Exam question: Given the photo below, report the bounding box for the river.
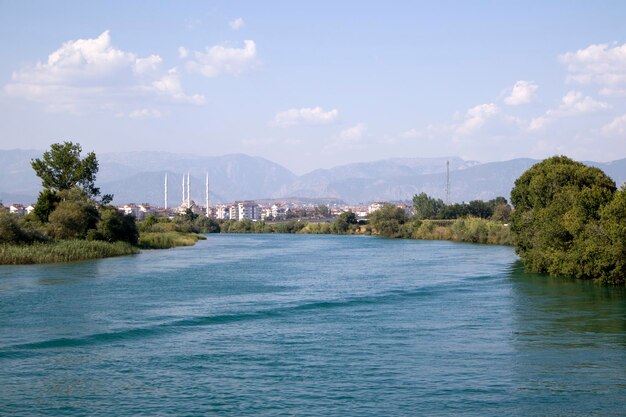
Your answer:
[1,234,625,416]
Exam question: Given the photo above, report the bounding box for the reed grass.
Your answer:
[0,240,139,265]
[412,218,512,245]
[138,232,201,249]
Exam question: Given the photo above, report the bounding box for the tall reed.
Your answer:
[0,240,139,265]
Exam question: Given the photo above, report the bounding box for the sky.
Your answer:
[1,1,626,174]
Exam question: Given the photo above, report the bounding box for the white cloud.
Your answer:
[456,103,499,135]
[399,128,420,138]
[128,108,162,119]
[560,42,626,95]
[504,80,538,105]
[134,55,162,75]
[528,116,548,131]
[186,40,257,77]
[271,106,338,127]
[529,91,610,131]
[229,18,245,30]
[151,69,205,105]
[3,31,204,112]
[178,46,189,59]
[602,114,626,136]
[340,123,367,141]
[559,90,610,113]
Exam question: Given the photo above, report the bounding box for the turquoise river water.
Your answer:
[1,234,625,416]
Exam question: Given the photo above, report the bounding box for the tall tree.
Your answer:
[368,204,409,238]
[510,156,617,281]
[412,192,444,219]
[31,141,102,198]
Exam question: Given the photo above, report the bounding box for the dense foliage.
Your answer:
[510,156,624,284]
[31,141,105,199]
[368,204,412,238]
[1,142,142,264]
[412,192,511,221]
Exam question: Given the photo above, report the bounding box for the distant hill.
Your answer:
[1,149,625,206]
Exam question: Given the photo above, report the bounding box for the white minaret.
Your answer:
[182,174,185,206]
[187,172,191,208]
[164,173,168,209]
[205,173,209,218]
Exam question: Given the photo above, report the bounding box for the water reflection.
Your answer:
[508,261,626,414]
[510,261,626,337]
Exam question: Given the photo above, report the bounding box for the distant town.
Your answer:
[1,172,415,221]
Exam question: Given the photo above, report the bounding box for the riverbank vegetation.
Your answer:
[0,142,201,265]
[3,143,623,285]
[511,156,625,285]
[214,204,513,246]
[0,240,138,265]
[136,211,210,249]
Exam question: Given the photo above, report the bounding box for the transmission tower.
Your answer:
[446,160,450,204]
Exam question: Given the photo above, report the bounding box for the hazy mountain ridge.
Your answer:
[0,150,625,205]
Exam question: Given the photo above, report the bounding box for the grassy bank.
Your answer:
[138,231,205,249]
[0,240,139,265]
[218,217,513,246]
[0,231,205,265]
[410,218,513,245]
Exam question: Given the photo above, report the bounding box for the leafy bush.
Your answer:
[510,156,620,283]
[0,212,46,244]
[94,207,139,245]
[368,204,410,238]
[47,191,99,239]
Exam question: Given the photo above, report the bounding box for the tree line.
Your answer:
[0,142,139,246]
[2,142,624,284]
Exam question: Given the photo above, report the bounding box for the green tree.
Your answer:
[491,202,512,223]
[47,193,100,240]
[564,185,626,284]
[412,192,445,219]
[31,141,110,201]
[95,207,139,245]
[183,208,199,222]
[33,189,61,223]
[510,156,617,280]
[0,212,44,244]
[466,200,494,218]
[368,204,410,238]
[335,211,358,233]
[143,214,158,228]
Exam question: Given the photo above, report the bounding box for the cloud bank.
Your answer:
[185,40,257,77]
[4,31,204,112]
[271,107,339,127]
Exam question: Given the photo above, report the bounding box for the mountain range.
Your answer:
[1,149,625,206]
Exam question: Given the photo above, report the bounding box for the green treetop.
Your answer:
[31,141,102,198]
[510,155,622,283]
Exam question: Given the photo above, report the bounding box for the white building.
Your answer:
[355,210,369,218]
[119,204,141,219]
[261,207,272,220]
[368,202,386,214]
[238,201,260,221]
[118,203,154,221]
[216,205,230,220]
[229,205,239,220]
[9,204,25,215]
[271,204,289,219]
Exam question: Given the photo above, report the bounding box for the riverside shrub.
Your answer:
[510,156,624,284]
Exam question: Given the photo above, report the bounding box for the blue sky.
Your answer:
[1,1,625,173]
